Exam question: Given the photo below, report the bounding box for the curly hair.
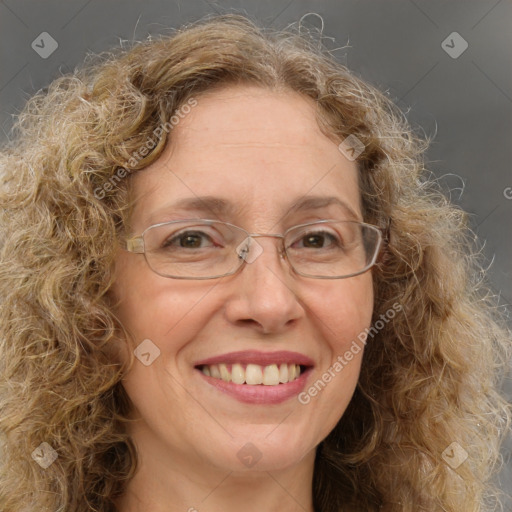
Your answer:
[0,13,510,512]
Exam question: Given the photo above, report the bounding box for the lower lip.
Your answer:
[196,367,313,404]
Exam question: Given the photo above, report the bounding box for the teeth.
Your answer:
[288,363,296,381]
[219,363,230,382]
[210,365,221,379]
[279,363,288,383]
[231,363,245,384]
[263,364,279,385]
[246,364,263,385]
[200,363,303,385]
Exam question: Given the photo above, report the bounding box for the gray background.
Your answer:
[1,0,511,505]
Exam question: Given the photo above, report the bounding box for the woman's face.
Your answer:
[112,85,374,474]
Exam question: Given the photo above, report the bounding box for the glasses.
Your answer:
[123,218,384,280]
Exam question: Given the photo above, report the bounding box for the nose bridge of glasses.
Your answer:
[238,232,286,260]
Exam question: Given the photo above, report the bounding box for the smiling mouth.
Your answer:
[196,363,308,386]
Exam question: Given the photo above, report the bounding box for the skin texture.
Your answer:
[112,85,375,512]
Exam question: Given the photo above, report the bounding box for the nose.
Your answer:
[223,236,304,335]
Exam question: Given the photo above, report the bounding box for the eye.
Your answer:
[290,230,341,249]
[163,230,219,249]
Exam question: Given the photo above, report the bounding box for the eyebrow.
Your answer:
[144,195,361,226]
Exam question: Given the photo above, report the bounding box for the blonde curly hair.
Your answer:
[0,13,510,512]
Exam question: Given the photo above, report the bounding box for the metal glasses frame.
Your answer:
[123,218,386,280]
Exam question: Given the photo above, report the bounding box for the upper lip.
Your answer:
[194,350,315,367]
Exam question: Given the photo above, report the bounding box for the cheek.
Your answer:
[295,273,374,439]
[308,272,374,350]
[115,283,207,345]
[111,254,208,354]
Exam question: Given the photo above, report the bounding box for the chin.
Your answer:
[203,431,315,473]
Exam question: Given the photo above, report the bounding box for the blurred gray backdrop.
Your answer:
[1,0,511,506]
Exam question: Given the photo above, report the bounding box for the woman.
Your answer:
[0,13,510,512]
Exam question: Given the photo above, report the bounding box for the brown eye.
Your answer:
[291,231,340,249]
[163,230,216,249]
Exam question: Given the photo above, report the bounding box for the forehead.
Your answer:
[129,85,361,230]
[172,85,323,147]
